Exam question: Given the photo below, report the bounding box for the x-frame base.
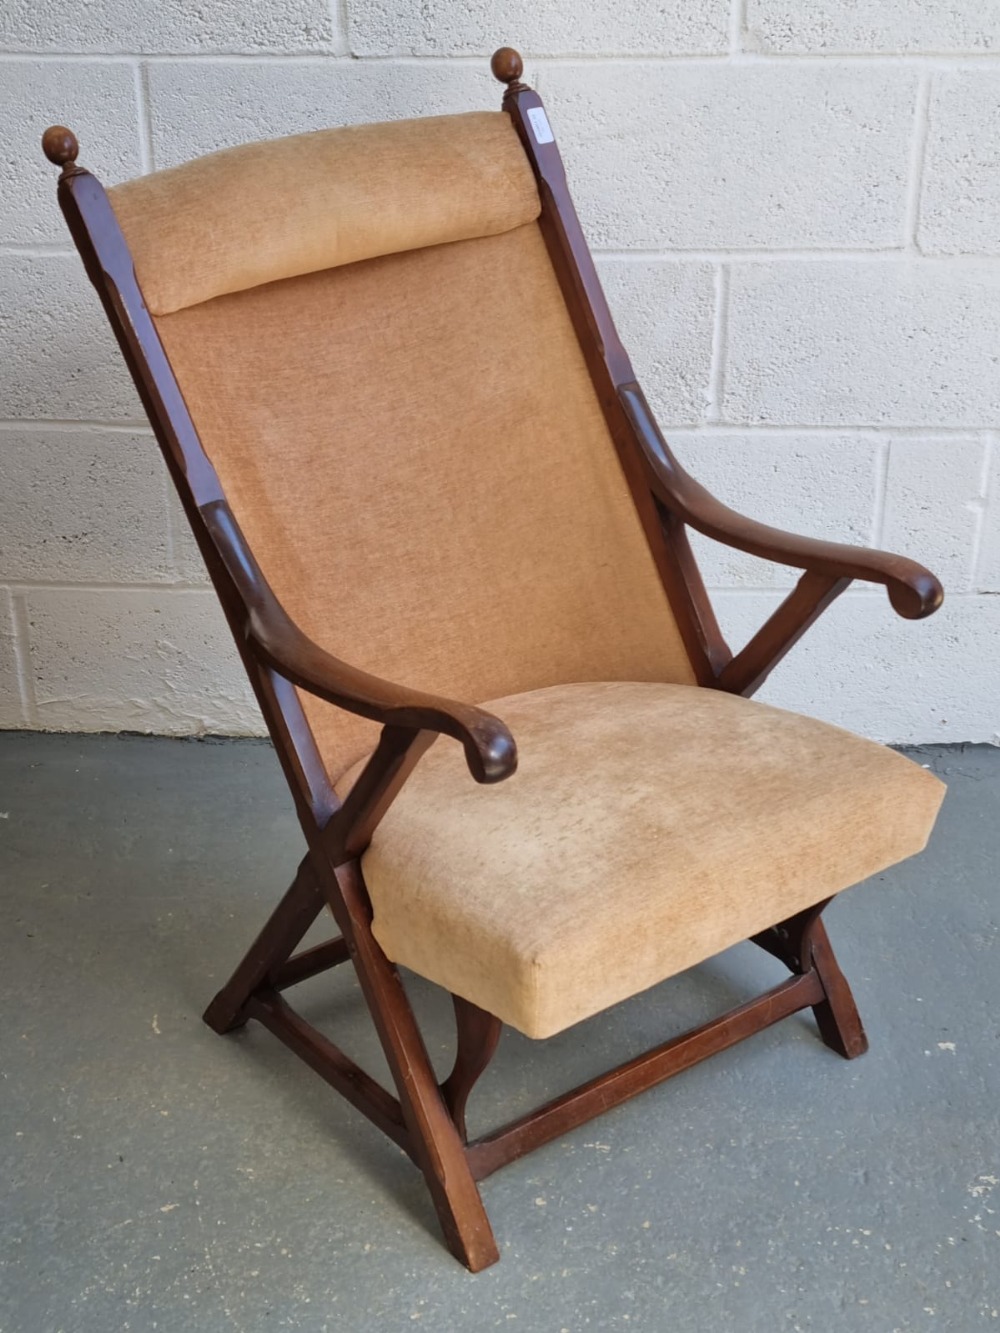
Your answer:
[203,856,868,1271]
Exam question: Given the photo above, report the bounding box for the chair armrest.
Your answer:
[619,383,943,620]
[201,500,517,784]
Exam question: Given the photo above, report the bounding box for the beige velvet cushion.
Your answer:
[338,682,945,1040]
[108,112,540,315]
[152,224,696,780]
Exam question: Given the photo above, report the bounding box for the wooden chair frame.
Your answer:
[42,48,942,1271]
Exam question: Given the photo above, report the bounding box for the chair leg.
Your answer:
[203,855,325,1033]
[441,995,503,1143]
[752,901,868,1061]
[806,918,869,1060]
[329,860,500,1272]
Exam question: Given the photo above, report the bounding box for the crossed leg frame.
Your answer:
[203,851,868,1272]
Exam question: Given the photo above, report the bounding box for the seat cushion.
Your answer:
[341,683,944,1039]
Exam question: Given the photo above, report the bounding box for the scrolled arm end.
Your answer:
[385,700,517,783]
[463,714,518,784]
[886,566,944,620]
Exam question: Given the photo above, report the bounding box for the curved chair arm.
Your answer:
[619,383,943,621]
[201,500,517,784]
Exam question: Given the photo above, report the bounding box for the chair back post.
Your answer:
[40,127,336,827]
[490,52,732,681]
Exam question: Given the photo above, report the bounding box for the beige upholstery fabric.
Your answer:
[337,682,945,1040]
[109,113,540,315]
[153,224,696,780]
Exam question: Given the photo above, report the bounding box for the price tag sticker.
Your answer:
[526,107,554,146]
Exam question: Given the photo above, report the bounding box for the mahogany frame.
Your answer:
[41,48,942,1272]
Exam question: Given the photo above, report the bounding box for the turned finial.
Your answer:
[42,125,79,168]
[490,47,524,86]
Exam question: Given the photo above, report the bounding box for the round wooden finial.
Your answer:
[42,125,79,168]
[491,47,524,86]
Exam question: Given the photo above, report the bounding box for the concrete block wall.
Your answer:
[1,1,998,743]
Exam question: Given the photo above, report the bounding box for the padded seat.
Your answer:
[342,682,944,1039]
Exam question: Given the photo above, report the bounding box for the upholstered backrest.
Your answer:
[109,112,696,779]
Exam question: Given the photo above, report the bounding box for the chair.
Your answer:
[41,47,945,1271]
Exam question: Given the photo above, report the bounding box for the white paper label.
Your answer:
[527,106,554,145]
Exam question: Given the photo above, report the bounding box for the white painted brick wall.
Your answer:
[0,62,141,244]
[25,588,254,733]
[979,444,1000,591]
[745,2,1000,56]
[539,65,918,249]
[596,260,716,425]
[1,2,998,744]
[1,0,340,54]
[3,255,142,420]
[880,436,986,591]
[348,1,730,57]
[921,73,1000,256]
[0,589,24,728]
[145,61,500,165]
[0,428,175,583]
[725,261,1000,427]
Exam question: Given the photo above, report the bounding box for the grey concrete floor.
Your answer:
[0,733,997,1332]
